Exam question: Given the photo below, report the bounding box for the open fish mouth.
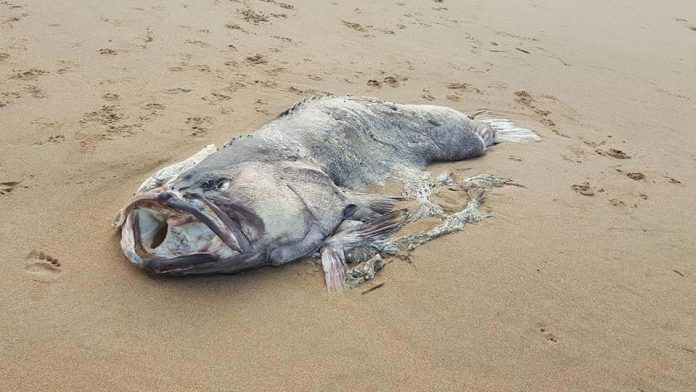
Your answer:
[114,190,252,274]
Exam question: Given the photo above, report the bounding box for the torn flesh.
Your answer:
[312,171,523,292]
[324,173,519,280]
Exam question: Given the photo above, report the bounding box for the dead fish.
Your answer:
[114,95,539,292]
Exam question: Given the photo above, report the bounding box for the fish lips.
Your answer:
[116,190,253,273]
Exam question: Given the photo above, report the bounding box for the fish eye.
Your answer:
[201,179,215,190]
[216,178,231,191]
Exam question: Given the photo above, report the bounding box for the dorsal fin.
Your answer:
[276,95,328,118]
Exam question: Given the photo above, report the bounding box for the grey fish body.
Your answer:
[115,96,539,291]
[195,96,488,190]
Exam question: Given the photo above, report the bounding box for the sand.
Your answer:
[1,0,695,390]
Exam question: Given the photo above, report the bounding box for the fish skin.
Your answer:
[117,95,537,292]
[191,95,489,191]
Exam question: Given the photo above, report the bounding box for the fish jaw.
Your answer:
[116,190,256,274]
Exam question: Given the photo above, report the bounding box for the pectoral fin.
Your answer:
[321,244,348,293]
[320,209,407,293]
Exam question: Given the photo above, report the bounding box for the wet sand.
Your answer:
[1,0,695,390]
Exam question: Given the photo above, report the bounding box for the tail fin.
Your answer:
[470,111,541,145]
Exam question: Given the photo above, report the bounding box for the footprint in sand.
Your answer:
[665,176,682,185]
[184,39,209,48]
[139,102,166,121]
[245,54,268,65]
[421,89,435,101]
[446,82,483,101]
[24,85,46,98]
[225,22,246,32]
[383,76,404,87]
[571,182,595,196]
[164,88,192,95]
[272,36,293,43]
[513,91,569,137]
[186,116,214,136]
[143,27,154,44]
[626,172,645,181]
[0,91,20,107]
[596,148,630,159]
[0,180,22,196]
[367,75,407,89]
[538,325,560,346]
[269,1,294,10]
[541,329,559,345]
[201,93,232,104]
[11,69,49,81]
[614,168,645,181]
[675,18,696,32]
[102,92,119,101]
[446,82,483,94]
[239,8,269,24]
[33,134,66,146]
[609,198,626,207]
[0,2,28,25]
[342,20,395,36]
[24,251,62,283]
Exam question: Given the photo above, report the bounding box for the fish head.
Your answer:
[114,161,320,275]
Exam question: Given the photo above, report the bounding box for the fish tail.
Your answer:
[470,111,541,145]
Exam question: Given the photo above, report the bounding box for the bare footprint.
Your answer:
[25,250,62,283]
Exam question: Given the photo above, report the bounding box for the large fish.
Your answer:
[114,96,539,291]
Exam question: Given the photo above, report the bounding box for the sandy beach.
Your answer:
[1,0,695,390]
